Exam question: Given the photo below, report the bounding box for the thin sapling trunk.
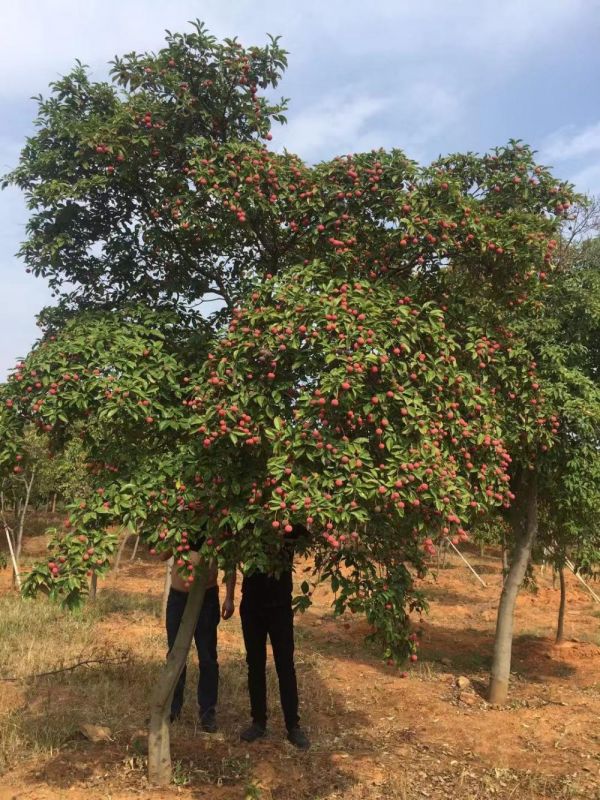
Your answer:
[89,572,98,603]
[489,470,538,705]
[112,528,132,574]
[130,534,140,561]
[147,562,209,786]
[556,566,566,644]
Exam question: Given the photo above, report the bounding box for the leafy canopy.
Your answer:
[0,21,579,657]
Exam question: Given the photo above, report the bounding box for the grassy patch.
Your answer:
[93,588,161,617]
[0,593,159,775]
[0,595,97,679]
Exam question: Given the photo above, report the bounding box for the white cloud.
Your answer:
[542,121,600,162]
[0,269,53,375]
[539,121,600,197]
[277,81,464,164]
[571,162,600,197]
[0,0,591,98]
[390,81,466,161]
[0,1,236,95]
[276,93,389,162]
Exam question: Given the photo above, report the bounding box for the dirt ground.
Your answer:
[0,532,599,800]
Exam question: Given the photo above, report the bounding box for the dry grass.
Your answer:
[0,592,158,774]
[0,589,341,790]
[0,556,598,799]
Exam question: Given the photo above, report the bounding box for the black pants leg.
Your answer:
[240,599,268,728]
[195,587,220,718]
[165,587,220,719]
[165,589,188,717]
[267,603,300,731]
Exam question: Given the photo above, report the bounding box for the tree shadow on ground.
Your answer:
[3,648,373,800]
[1,585,588,800]
[296,607,577,687]
[421,583,489,607]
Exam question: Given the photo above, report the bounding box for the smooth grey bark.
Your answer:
[112,529,132,574]
[129,534,140,561]
[1,469,36,589]
[147,563,209,786]
[161,558,173,620]
[489,470,538,705]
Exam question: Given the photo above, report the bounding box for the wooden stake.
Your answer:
[4,527,21,590]
[445,538,487,587]
[565,558,600,604]
[130,535,140,561]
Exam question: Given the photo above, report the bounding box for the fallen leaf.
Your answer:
[79,723,113,743]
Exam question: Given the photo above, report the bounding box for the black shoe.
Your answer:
[240,722,266,743]
[199,712,217,733]
[287,726,310,750]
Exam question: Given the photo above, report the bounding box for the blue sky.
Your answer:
[1,0,600,377]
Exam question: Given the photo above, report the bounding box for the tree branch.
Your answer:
[0,651,130,682]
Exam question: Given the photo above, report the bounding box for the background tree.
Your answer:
[0,427,41,587]
[0,407,91,590]
[535,225,600,644]
[38,433,90,513]
[453,207,600,702]
[0,425,85,585]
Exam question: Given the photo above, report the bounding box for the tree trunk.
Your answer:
[12,528,23,590]
[435,541,443,571]
[89,572,98,602]
[161,558,173,620]
[12,470,35,590]
[556,567,566,644]
[130,535,140,561]
[489,470,538,705]
[112,529,131,574]
[4,528,21,590]
[501,530,510,574]
[51,493,57,514]
[147,564,209,786]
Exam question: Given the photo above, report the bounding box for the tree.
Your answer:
[487,226,600,701]
[443,224,600,695]
[3,21,288,316]
[535,230,600,645]
[0,270,539,783]
[0,404,93,590]
[38,432,90,512]
[1,22,574,784]
[0,427,47,587]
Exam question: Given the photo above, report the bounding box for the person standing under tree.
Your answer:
[160,536,236,732]
[239,523,310,750]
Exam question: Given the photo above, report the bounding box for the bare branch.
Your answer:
[0,651,130,682]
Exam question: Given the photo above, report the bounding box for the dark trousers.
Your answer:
[166,586,220,718]
[240,598,300,731]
